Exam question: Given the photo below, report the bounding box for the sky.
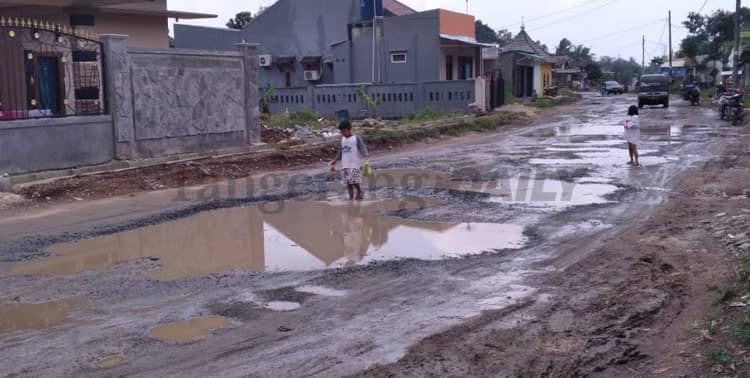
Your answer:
[168,0,738,62]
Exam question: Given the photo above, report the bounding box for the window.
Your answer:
[458,56,473,80]
[390,51,407,64]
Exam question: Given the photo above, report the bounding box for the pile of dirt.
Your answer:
[261,127,293,144]
[18,112,530,203]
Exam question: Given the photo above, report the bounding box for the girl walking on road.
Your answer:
[625,105,641,167]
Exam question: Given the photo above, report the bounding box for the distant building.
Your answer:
[496,26,554,98]
[175,0,487,88]
[0,0,215,48]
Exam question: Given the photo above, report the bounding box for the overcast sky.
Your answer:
[168,0,737,62]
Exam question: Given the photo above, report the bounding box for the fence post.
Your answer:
[307,86,316,113]
[100,34,134,159]
[238,43,261,144]
[416,82,425,111]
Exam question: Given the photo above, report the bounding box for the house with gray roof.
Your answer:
[497,26,554,98]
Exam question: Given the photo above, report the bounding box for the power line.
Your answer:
[650,19,668,56]
[697,0,709,14]
[580,18,665,43]
[497,0,608,29]
[528,0,622,32]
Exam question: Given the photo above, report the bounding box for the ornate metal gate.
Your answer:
[0,17,105,121]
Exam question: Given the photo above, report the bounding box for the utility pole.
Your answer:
[668,10,673,79]
[466,0,469,14]
[733,0,741,89]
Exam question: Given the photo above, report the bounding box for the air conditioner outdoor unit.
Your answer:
[258,55,272,67]
[304,70,321,81]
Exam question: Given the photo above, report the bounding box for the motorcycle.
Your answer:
[727,92,745,125]
[686,86,700,106]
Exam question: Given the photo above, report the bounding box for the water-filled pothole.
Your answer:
[11,197,526,280]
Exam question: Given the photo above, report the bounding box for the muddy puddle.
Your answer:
[149,316,231,344]
[96,355,128,369]
[10,197,526,280]
[0,299,85,334]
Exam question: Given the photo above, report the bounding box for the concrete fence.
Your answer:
[267,80,476,118]
[0,35,260,175]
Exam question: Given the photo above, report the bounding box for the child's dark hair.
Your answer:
[338,120,352,130]
[628,105,639,116]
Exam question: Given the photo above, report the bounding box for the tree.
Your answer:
[536,40,549,53]
[585,62,603,82]
[227,11,253,29]
[555,38,573,56]
[475,20,498,44]
[497,29,513,47]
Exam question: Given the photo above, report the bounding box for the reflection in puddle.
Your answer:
[479,178,619,208]
[0,300,84,334]
[295,286,349,297]
[149,316,231,344]
[11,198,526,280]
[264,301,301,311]
[96,355,128,369]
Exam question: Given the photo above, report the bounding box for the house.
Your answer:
[332,8,486,85]
[551,56,586,90]
[175,0,486,89]
[496,26,554,98]
[660,57,688,79]
[0,0,216,48]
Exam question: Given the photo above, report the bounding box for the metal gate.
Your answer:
[490,69,505,109]
[0,17,105,121]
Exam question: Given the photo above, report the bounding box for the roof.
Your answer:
[440,33,494,47]
[384,0,417,16]
[500,27,550,58]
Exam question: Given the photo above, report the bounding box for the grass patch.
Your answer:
[706,348,735,366]
[360,112,525,148]
[261,108,320,129]
[716,286,738,304]
[733,317,750,345]
[404,107,443,124]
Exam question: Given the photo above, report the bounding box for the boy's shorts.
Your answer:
[341,168,362,184]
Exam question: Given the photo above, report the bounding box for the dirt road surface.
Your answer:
[1,93,748,377]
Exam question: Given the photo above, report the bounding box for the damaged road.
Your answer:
[1,93,747,377]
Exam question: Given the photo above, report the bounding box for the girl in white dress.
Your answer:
[624,105,641,166]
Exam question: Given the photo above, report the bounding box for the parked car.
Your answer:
[601,81,624,96]
[638,74,670,108]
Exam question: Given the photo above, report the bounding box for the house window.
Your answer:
[390,52,407,64]
[445,55,454,80]
[458,56,473,80]
[284,72,292,88]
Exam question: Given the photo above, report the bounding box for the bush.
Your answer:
[405,107,442,123]
[262,107,319,129]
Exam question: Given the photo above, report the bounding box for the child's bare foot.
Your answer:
[356,193,364,201]
[627,161,634,165]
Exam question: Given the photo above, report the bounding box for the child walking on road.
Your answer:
[331,121,369,200]
[625,105,641,167]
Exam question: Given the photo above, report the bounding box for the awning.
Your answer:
[300,56,323,65]
[96,7,217,19]
[440,34,495,48]
[274,56,296,66]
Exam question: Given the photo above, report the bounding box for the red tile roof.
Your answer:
[384,0,417,16]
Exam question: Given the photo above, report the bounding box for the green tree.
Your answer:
[585,62,603,83]
[497,29,513,47]
[475,20,498,44]
[555,38,573,56]
[227,11,254,29]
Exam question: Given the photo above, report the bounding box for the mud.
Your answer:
[0,93,745,377]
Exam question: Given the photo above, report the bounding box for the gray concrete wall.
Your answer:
[267,80,475,119]
[382,10,441,84]
[0,115,114,174]
[102,34,260,159]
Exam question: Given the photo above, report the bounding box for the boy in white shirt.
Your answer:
[330,121,369,200]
